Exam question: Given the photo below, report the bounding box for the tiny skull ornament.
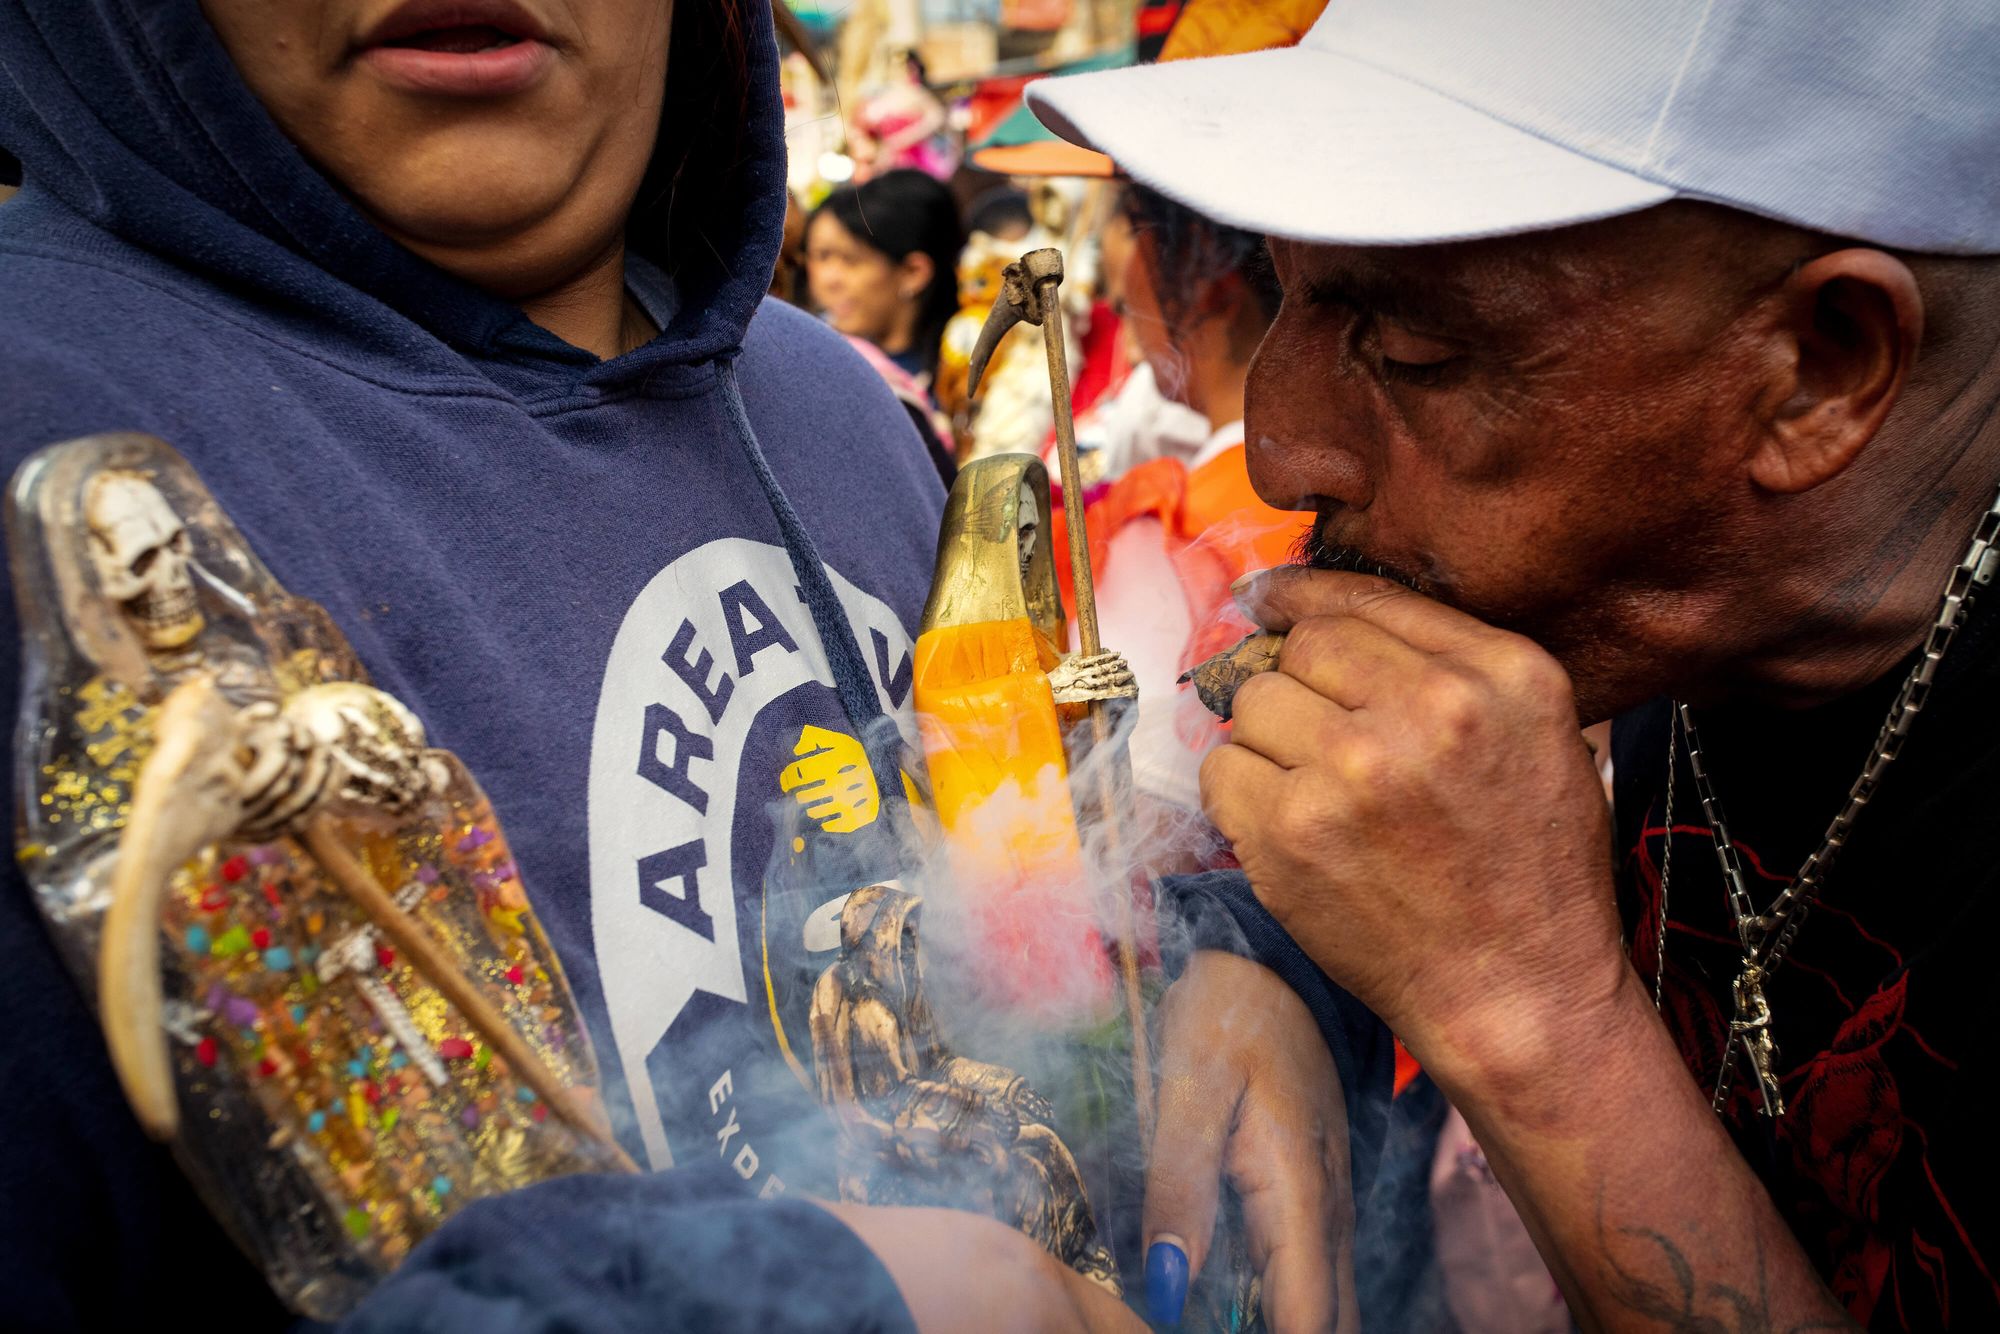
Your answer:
[85,470,205,652]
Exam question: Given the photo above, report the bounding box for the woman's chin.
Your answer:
[822,312,868,340]
[351,175,628,296]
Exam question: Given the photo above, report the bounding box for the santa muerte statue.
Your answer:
[6,433,631,1319]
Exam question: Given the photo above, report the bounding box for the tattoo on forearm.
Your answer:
[1596,1197,1857,1333]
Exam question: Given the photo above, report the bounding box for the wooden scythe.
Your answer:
[968,248,1156,1141]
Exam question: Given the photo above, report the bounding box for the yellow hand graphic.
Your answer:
[778,725,879,835]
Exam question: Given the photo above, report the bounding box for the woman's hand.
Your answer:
[1145,950,1357,1333]
[821,1202,1145,1333]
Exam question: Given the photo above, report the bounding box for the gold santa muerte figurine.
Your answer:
[7,434,630,1319]
[809,251,1265,1329]
[803,456,1133,1299]
[807,883,1120,1293]
[807,249,1155,1307]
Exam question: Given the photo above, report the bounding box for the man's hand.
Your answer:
[820,1202,1144,1333]
[1146,950,1356,1333]
[1201,567,1627,1079]
[1202,570,1858,1334]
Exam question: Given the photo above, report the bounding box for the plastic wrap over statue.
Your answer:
[911,454,1118,1020]
[6,435,625,1319]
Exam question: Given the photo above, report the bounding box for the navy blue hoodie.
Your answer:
[0,2,1389,1325]
[0,0,943,1324]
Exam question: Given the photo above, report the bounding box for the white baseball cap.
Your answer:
[1027,0,2000,254]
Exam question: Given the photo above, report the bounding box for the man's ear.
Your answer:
[1752,248,1923,494]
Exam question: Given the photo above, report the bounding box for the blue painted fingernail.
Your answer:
[1146,1238,1189,1326]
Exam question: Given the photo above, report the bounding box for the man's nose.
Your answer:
[1244,332,1373,514]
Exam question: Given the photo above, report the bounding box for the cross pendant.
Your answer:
[1729,963,1786,1118]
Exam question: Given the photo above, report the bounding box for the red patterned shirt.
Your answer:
[1612,612,2000,1329]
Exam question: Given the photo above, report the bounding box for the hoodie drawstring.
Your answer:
[717,361,910,818]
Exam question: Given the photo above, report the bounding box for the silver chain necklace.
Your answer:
[1658,482,2000,1118]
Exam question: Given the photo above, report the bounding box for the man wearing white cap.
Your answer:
[1033,1,2000,1328]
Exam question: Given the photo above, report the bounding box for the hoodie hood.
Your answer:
[0,0,787,379]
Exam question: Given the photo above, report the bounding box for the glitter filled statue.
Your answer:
[6,434,628,1319]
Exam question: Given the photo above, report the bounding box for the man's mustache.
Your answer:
[1292,516,1431,597]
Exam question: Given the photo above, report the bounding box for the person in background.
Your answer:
[847,51,955,184]
[769,189,808,305]
[966,185,1036,245]
[1051,182,1299,834]
[808,168,963,388]
[1098,183,1276,476]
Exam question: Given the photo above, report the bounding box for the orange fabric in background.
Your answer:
[1052,443,1307,667]
[1157,0,1327,61]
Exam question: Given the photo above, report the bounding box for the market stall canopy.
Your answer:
[971,0,1326,178]
[966,47,1129,177]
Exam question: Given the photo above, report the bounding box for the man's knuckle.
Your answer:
[1332,730,1390,791]
[1416,667,1485,740]
[1493,635,1572,704]
[1230,667,1284,716]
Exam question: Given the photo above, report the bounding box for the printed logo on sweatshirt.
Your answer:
[586,538,915,1172]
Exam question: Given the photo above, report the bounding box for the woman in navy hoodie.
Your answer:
[0,0,1399,1326]
[0,0,1175,1327]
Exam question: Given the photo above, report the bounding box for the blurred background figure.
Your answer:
[848,51,957,183]
[808,168,963,386]
[1051,181,1297,834]
[807,169,963,481]
[965,185,1036,244]
[1093,182,1275,477]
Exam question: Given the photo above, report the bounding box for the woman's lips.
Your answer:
[354,2,557,97]
[357,32,555,96]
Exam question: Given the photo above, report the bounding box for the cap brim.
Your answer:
[1027,47,1676,246]
[971,141,1118,178]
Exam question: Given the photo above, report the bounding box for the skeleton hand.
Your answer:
[280,683,442,819]
[103,675,444,1139]
[1048,652,1137,705]
[232,684,438,837]
[235,702,334,839]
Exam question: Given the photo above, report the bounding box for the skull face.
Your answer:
[85,472,205,652]
[1015,482,1041,591]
